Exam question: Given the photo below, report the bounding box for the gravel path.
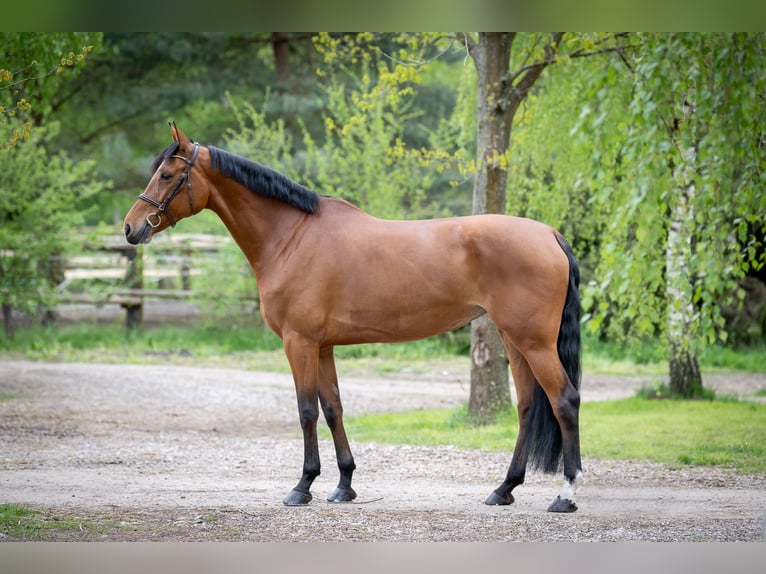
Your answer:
[1,360,765,541]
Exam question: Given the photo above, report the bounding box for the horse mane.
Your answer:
[208,146,319,214]
[150,143,319,214]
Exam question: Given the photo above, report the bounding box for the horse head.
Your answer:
[124,123,209,245]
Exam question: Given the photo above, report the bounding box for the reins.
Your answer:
[138,142,200,228]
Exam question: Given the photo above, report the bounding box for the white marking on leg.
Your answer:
[558,470,584,503]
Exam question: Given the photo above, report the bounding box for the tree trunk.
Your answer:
[464,33,565,421]
[2,302,13,339]
[271,32,290,83]
[467,33,514,422]
[667,134,703,397]
[668,341,703,397]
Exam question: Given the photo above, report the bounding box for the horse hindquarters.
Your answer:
[487,231,583,512]
[546,233,583,512]
[527,233,582,512]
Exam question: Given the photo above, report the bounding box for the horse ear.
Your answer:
[168,121,193,151]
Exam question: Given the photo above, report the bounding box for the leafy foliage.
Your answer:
[520,33,765,351]
[0,126,108,328]
[1,33,99,150]
[2,32,763,357]
[224,44,470,220]
[1,34,109,333]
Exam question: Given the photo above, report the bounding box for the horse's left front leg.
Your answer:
[282,335,321,506]
[318,346,357,502]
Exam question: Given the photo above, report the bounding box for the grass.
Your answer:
[1,322,764,377]
[0,503,107,541]
[333,397,766,475]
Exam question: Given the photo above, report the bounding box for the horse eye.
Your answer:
[160,172,173,181]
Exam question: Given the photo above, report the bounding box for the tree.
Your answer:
[459,33,564,422]
[570,33,765,396]
[0,33,108,336]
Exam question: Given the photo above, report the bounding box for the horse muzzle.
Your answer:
[124,221,153,245]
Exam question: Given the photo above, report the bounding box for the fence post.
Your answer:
[181,260,191,291]
[123,245,143,329]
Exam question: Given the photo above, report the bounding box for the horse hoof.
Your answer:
[283,489,313,506]
[327,487,357,503]
[547,496,577,513]
[484,491,514,506]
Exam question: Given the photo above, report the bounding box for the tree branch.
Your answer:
[508,32,633,87]
[78,100,160,145]
[377,38,459,68]
[508,32,564,103]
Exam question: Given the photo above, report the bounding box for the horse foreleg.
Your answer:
[485,344,535,506]
[318,346,357,502]
[283,336,321,506]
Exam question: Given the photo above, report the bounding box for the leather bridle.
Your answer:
[138,142,200,228]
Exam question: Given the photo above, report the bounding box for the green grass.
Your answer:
[0,503,106,541]
[334,398,766,475]
[2,322,764,377]
[0,322,284,367]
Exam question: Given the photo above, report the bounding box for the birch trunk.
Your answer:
[667,143,703,397]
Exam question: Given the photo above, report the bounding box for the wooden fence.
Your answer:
[57,233,229,328]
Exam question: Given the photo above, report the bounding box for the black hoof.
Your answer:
[327,487,357,503]
[547,496,577,513]
[283,489,313,506]
[484,490,514,506]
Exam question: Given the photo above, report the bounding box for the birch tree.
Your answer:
[571,33,765,396]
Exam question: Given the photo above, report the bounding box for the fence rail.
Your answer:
[57,232,229,328]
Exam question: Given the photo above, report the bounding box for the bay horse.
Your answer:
[124,124,583,512]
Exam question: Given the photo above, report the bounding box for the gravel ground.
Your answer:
[1,359,765,541]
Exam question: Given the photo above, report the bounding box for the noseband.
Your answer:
[138,142,200,228]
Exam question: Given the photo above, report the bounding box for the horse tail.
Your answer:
[526,232,581,473]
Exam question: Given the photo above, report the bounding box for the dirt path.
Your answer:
[1,360,764,541]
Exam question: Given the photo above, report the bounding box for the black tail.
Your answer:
[526,233,581,473]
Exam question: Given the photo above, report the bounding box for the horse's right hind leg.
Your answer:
[524,346,583,513]
[485,343,536,506]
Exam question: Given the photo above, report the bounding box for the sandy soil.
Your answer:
[1,359,764,541]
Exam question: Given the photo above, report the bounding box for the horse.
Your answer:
[124,123,583,513]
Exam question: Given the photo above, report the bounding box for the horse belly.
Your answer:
[324,259,483,344]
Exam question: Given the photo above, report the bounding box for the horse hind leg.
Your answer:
[318,346,357,502]
[485,343,536,506]
[523,346,583,513]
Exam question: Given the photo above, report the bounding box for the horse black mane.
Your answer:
[209,146,319,213]
[150,142,319,214]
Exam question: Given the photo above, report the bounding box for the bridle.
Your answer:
[138,142,200,228]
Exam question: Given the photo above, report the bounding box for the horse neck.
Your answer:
[204,175,307,274]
